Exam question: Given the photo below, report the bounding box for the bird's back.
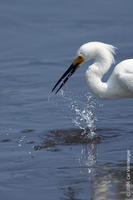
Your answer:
[107,59,133,98]
[114,59,133,74]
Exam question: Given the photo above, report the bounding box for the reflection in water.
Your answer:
[57,139,98,200]
[34,128,101,151]
[78,142,133,200]
[63,186,80,200]
[92,173,113,200]
[17,126,133,200]
[62,150,133,200]
[92,165,133,200]
[79,143,97,174]
[46,130,132,200]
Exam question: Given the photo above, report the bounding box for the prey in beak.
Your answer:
[52,55,84,94]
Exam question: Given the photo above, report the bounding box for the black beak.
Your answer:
[51,63,79,94]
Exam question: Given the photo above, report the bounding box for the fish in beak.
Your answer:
[52,55,84,94]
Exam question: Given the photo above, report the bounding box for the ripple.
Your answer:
[34,128,101,151]
[0,139,11,143]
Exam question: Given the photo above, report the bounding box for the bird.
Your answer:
[52,41,133,100]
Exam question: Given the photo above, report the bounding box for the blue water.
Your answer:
[0,0,133,199]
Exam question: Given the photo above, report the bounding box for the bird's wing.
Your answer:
[118,73,133,92]
[112,59,133,93]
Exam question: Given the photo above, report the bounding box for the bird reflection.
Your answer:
[79,142,97,174]
[59,138,133,200]
[79,142,113,200]
[63,186,78,200]
[39,128,132,200]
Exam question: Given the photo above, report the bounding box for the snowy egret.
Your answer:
[52,42,133,99]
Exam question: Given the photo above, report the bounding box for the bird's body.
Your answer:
[86,59,133,99]
[52,41,133,100]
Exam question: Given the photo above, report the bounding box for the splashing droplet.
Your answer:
[60,89,97,138]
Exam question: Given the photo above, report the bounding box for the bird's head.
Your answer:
[51,41,115,94]
[77,42,97,62]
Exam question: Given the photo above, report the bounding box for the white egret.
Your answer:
[52,42,133,99]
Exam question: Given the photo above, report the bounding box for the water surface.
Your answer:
[0,0,133,199]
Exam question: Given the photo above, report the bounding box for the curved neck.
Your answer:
[85,56,112,99]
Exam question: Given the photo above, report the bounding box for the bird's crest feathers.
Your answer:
[102,43,116,64]
[78,41,116,65]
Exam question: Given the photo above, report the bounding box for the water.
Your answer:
[0,0,133,199]
[49,89,97,136]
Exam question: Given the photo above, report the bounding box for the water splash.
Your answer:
[48,87,98,137]
[71,95,96,137]
[60,89,97,138]
[17,135,26,147]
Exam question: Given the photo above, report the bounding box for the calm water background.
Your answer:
[0,0,133,199]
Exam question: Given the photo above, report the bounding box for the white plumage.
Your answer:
[52,41,133,100]
[78,42,133,99]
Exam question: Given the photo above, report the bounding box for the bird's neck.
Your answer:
[86,56,112,99]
